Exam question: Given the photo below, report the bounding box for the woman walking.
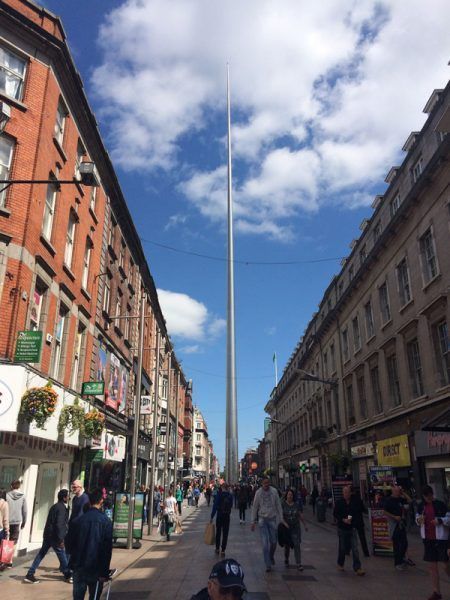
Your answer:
[0,488,10,570]
[175,485,183,515]
[238,485,249,524]
[162,489,177,542]
[282,489,308,571]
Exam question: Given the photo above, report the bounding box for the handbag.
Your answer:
[0,539,14,564]
[204,522,215,545]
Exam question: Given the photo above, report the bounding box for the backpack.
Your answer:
[219,492,232,515]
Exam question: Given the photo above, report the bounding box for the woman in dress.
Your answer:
[282,488,308,570]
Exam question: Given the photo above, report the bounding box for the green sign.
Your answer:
[82,381,105,396]
[112,492,144,539]
[87,449,104,462]
[14,330,43,363]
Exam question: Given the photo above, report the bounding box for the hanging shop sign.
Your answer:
[140,395,152,415]
[351,443,374,458]
[91,430,126,462]
[137,440,151,461]
[414,431,450,457]
[82,381,105,396]
[376,434,411,467]
[14,330,43,363]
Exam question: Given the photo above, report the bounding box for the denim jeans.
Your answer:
[392,525,408,566]
[27,539,70,577]
[73,569,103,600]
[285,525,302,565]
[337,528,361,571]
[258,517,278,567]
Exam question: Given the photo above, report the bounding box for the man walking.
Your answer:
[333,485,365,576]
[69,488,113,600]
[384,485,412,570]
[211,482,233,557]
[175,484,183,515]
[6,479,27,559]
[416,485,450,600]
[251,477,285,572]
[24,489,71,584]
[70,480,89,523]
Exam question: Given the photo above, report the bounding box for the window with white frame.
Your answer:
[74,140,85,180]
[64,211,77,268]
[81,239,92,290]
[373,220,382,243]
[0,136,14,207]
[357,373,367,419]
[54,98,68,146]
[161,377,168,400]
[433,321,450,387]
[0,45,26,100]
[102,275,111,313]
[364,300,375,339]
[352,316,361,352]
[30,279,47,331]
[89,185,97,213]
[51,303,69,380]
[420,228,438,283]
[42,181,57,241]
[359,245,366,266]
[115,290,122,318]
[342,328,349,362]
[411,156,423,183]
[70,321,86,391]
[123,305,130,340]
[390,193,402,217]
[396,258,412,306]
[406,338,424,398]
[379,281,391,324]
[370,365,383,414]
[386,353,401,407]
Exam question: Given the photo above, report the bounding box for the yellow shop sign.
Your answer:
[376,434,411,467]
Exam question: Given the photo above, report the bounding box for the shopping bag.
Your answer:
[174,519,183,534]
[204,522,215,545]
[0,539,14,564]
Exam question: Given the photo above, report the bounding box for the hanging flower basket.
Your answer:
[83,409,105,438]
[19,381,58,429]
[58,397,85,436]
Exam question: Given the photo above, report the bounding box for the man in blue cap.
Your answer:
[191,558,246,599]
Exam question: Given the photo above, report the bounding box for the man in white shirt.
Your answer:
[251,478,285,572]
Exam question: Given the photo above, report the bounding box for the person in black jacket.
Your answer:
[69,488,113,600]
[333,485,365,575]
[24,489,71,584]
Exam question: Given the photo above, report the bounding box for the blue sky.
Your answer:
[43,0,450,468]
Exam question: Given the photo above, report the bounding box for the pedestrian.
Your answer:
[187,485,193,507]
[153,486,161,521]
[416,484,450,600]
[300,485,308,507]
[70,480,89,523]
[69,488,113,600]
[282,489,308,570]
[333,485,365,576]
[251,477,285,572]
[0,488,10,570]
[162,488,177,541]
[205,485,212,507]
[190,558,246,600]
[237,484,248,524]
[194,485,201,508]
[233,485,239,509]
[310,485,319,515]
[24,489,71,584]
[6,479,27,556]
[352,489,370,557]
[211,482,233,557]
[384,485,412,570]
[175,484,183,515]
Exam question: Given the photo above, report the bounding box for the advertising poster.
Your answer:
[118,369,128,414]
[106,353,120,410]
[96,344,107,383]
[112,492,144,539]
[370,509,393,556]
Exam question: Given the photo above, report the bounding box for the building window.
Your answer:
[370,365,383,414]
[70,322,86,391]
[64,211,77,268]
[346,382,355,426]
[115,290,122,319]
[323,351,328,378]
[0,45,26,100]
[54,98,68,146]
[349,265,354,283]
[196,434,201,442]
[123,305,130,340]
[342,329,349,362]
[433,321,449,387]
[42,181,58,241]
[390,193,402,217]
[420,228,438,283]
[119,241,125,270]
[373,221,382,243]
[359,245,366,266]
[89,186,97,213]
[74,140,86,180]
[364,301,374,339]
[397,258,412,306]
[30,280,47,331]
[51,303,69,380]
[330,343,336,373]
[338,281,344,298]
[0,136,14,207]
[352,316,361,352]
[386,353,401,407]
[161,377,168,400]
[406,339,424,398]
[81,239,92,290]
[102,275,111,313]
[379,281,391,324]
[357,374,367,420]
[411,156,423,183]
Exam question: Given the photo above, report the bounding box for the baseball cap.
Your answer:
[209,559,246,590]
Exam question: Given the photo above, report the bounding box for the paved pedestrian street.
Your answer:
[0,500,447,599]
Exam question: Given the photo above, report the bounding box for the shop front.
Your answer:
[350,442,375,501]
[414,430,450,504]
[84,430,126,494]
[376,434,412,491]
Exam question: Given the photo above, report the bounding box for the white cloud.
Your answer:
[179,344,202,354]
[94,0,450,236]
[164,213,188,231]
[157,288,224,342]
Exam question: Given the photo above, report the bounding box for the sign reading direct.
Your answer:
[14,330,43,363]
[82,381,105,396]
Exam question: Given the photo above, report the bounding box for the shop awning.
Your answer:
[422,403,450,432]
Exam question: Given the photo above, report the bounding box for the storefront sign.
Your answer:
[112,492,144,539]
[137,440,151,460]
[82,381,105,396]
[140,395,152,415]
[91,431,126,462]
[376,434,411,467]
[414,431,450,457]
[0,432,74,461]
[351,443,374,458]
[14,330,43,363]
[106,354,121,410]
[369,465,395,487]
[370,509,393,556]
